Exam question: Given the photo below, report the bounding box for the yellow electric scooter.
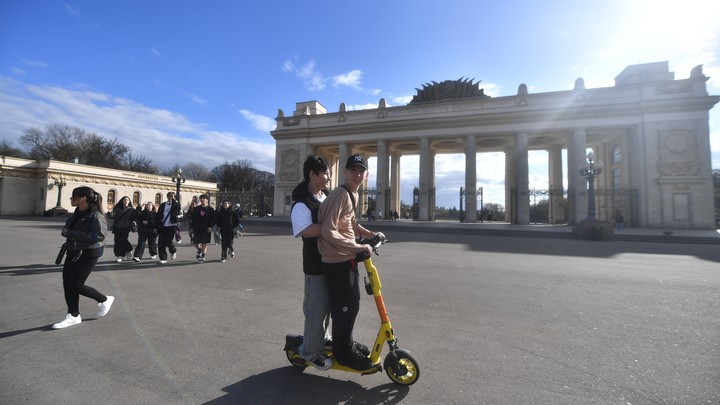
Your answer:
[284,236,420,386]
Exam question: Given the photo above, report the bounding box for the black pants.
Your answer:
[113,229,133,257]
[220,230,235,259]
[62,251,106,316]
[134,231,158,258]
[157,226,177,261]
[323,259,360,360]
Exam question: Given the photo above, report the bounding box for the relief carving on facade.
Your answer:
[279,149,300,182]
[657,127,700,176]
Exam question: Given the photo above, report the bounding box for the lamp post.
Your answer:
[172,168,185,203]
[579,151,602,219]
[53,174,67,208]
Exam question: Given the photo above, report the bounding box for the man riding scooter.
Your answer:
[318,154,385,371]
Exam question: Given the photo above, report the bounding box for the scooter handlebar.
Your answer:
[355,234,389,260]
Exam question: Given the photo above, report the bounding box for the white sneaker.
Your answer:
[116,257,123,263]
[160,260,167,264]
[309,353,333,371]
[230,251,235,258]
[52,314,82,329]
[98,296,114,317]
[150,255,157,259]
[171,252,177,260]
[221,259,227,263]
[132,257,140,262]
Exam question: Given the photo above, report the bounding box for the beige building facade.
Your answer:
[0,157,218,216]
[271,62,719,229]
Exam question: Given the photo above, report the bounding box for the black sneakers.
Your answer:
[324,340,370,356]
[336,349,372,371]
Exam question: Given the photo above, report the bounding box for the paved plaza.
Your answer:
[1,217,719,404]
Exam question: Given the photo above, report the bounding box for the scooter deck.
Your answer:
[285,334,381,375]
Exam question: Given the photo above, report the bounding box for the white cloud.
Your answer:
[239,109,276,132]
[185,93,207,105]
[21,59,48,68]
[293,59,326,91]
[347,103,378,111]
[11,67,26,76]
[332,70,362,89]
[391,95,412,105]
[63,3,81,18]
[150,48,160,56]
[0,76,276,173]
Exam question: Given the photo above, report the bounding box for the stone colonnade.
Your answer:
[272,62,718,229]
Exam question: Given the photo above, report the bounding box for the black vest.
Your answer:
[291,182,327,275]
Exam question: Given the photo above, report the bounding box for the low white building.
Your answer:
[0,157,218,215]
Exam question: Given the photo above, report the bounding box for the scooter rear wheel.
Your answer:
[384,349,420,385]
[286,349,308,368]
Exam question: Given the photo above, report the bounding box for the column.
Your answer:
[375,139,389,220]
[515,132,530,225]
[627,125,647,227]
[464,135,477,223]
[569,128,587,225]
[548,145,565,224]
[504,147,515,222]
[418,137,433,221]
[336,142,349,190]
[390,152,401,216]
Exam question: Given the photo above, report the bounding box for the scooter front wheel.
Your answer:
[384,349,420,385]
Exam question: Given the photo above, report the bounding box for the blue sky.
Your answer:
[1,0,719,208]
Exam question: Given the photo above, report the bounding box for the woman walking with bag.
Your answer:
[52,186,114,329]
[110,196,135,262]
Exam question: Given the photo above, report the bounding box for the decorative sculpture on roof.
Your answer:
[409,77,489,104]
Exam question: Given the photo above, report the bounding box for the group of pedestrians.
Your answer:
[290,154,385,372]
[107,192,242,264]
[51,188,244,330]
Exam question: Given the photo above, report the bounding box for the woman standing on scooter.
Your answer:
[318,154,384,371]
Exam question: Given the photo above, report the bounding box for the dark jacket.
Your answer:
[110,205,135,233]
[62,209,106,253]
[156,199,182,227]
[137,208,159,235]
[291,180,328,276]
[191,205,215,232]
[216,207,240,233]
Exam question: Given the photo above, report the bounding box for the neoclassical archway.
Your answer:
[271,62,719,229]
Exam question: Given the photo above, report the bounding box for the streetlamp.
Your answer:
[172,168,185,203]
[53,174,67,208]
[579,151,602,219]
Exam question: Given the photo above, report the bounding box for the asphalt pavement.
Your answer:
[1,216,718,404]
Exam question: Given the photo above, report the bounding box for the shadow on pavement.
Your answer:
[204,367,408,404]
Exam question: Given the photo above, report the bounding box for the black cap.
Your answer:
[346,154,368,170]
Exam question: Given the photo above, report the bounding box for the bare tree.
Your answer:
[126,153,160,174]
[20,124,82,161]
[211,159,256,191]
[182,162,212,181]
[0,138,26,158]
[18,124,155,171]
